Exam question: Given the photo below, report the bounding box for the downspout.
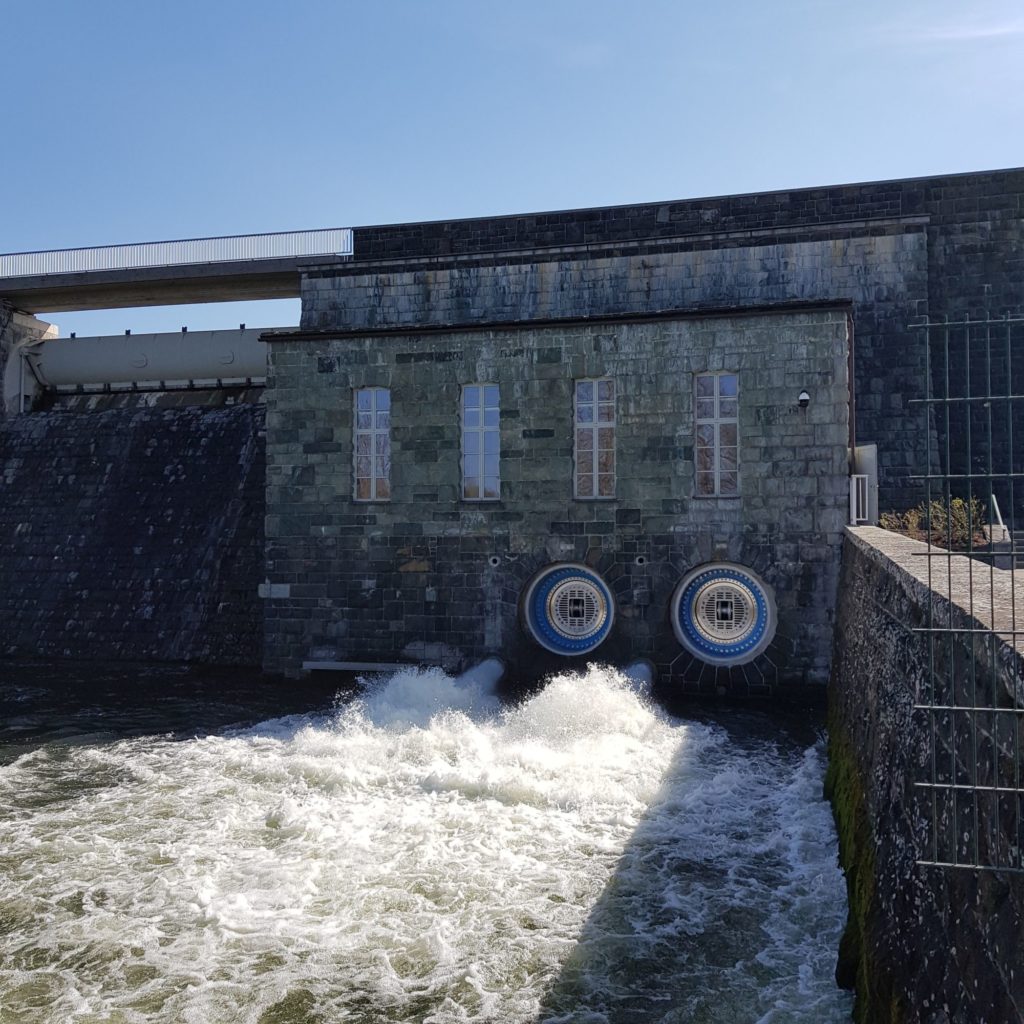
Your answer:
[847,310,856,472]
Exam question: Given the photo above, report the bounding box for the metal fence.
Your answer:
[910,314,1024,872]
[0,228,354,278]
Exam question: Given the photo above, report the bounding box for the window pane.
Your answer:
[483,431,499,454]
[696,423,715,447]
[483,453,499,477]
[598,473,615,497]
[695,375,714,397]
[464,477,480,499]
[696,472,715,495]
[376,477,390,500]
[598,403,614,423]
[720,471,738,494]
[597,379,614,401]
[719,399,737,418]
[376,411,390,429]
[719,423,738,447]
[695,398,715,419]
[464,431,479,454]
[375,433,389,455]
[356,456,371,479]
[464,386,479,409]
[357,412,372,430]
[597,427,614,450]
[484,386,499,406]
[718,375,738,398]
[577,404,593,424]
[696,447,714,472]
[483,407,499,427]
[483,478,499,499]
[576,428,593,452]
[356,477,371,500]
[357,390,372,411]
[576,381,594,403]
[720,446,738,471]
[577,473,594,497]
[356,434,371,455]
[374,456,388,479]
[464,408,480,428]
[598,449,614,473]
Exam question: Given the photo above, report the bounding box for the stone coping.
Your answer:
[845,526,1024,659]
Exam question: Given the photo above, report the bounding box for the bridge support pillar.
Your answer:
[1,302,56,417]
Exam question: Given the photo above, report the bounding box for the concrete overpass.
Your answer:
[0,228,353,312]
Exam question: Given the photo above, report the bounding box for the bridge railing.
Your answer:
[0,228,353,277]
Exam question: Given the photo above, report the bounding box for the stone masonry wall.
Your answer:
[300,167,1024,514]
[302,228,925,511]
[264,308,849,684]
[828,527,1024,1023]
[0,403,264,665]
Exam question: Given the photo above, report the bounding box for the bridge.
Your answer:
[0,228,352,413]
[0,227,353,312]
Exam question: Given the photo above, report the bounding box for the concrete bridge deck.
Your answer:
[0,228,353,312]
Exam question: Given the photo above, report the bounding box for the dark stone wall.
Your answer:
[297,167,1024,514]
[828,527,1024,1023]
[264,309,850,684]
[0,403,264,666]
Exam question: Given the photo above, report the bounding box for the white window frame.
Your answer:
[353,386,391,501]
[694,372,739,497]
[574,378,615,499]
[461,384,500,501]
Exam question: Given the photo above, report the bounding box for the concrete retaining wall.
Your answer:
[828,527,1024,1023]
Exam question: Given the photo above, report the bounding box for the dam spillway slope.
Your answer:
[0,403,264,665]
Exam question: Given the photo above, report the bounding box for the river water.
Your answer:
[0,663,852,1024]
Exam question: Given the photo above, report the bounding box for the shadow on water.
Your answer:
[533,694,850,1024]
[0,660,343,764]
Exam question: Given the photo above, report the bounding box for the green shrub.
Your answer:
[878,496,987,550]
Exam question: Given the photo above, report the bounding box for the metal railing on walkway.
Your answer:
[0,228,354,278]
[909,313,1024,872]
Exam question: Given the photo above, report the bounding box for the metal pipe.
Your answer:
[621,660,655,688]
[455,657,506,689]
[33,327,271,388]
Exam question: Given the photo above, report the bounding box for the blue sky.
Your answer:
[2,0,1022,336]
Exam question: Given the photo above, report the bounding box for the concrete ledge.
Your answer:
[845,525,1024,655]
[301,660,413,673]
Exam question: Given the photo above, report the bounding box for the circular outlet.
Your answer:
[522,563,615,656]
[671,563,776,665]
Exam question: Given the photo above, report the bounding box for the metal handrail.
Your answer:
[0,228,354,277]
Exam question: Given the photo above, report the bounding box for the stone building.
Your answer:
[2,167,1020,686]
[262,168,1024,688]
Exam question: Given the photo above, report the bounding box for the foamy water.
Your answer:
[0,666,851,1023]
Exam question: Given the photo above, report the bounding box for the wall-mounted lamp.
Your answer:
[798,390,811,409]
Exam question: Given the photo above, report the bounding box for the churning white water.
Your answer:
[0,666,852,1023]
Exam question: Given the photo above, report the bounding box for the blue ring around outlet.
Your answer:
[675,566,771,663]
[526,565,614,656]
